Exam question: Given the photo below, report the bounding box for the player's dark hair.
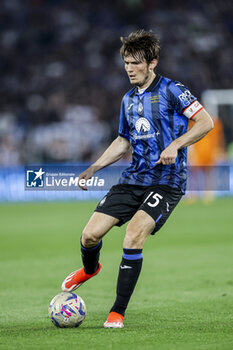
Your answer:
[120,29,160,64]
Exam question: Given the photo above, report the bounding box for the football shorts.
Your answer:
[95,184,182,235]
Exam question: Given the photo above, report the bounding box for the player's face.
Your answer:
[124,54,157,88]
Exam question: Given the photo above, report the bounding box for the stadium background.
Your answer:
[0,0,233,201]
[0,1,233,350]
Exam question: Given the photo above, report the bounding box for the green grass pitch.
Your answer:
[0,197,233,350]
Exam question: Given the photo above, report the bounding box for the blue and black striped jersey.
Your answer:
[118,74,203,193]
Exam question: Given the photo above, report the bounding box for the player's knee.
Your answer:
[81,228,100,248]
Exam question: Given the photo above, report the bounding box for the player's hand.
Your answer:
[156,144,178,165]
[78,167,95,191]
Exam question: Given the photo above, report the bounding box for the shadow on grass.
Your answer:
[0,325,106,334]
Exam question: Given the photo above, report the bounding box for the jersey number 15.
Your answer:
[144,192,163,207]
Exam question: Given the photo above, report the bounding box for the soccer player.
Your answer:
[61,30,213,328]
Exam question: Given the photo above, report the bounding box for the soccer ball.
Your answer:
[48,292,86,328]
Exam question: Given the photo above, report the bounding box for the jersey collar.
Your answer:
[129,74,161,96]
[145,74,161,92]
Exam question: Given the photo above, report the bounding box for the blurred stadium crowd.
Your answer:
[0,0,232,165]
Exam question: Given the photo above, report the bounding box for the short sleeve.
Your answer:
[168,81,203,119]
[118,99,130,140]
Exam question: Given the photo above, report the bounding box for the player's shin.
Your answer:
[110,248,143,316]
[81,240,102,274]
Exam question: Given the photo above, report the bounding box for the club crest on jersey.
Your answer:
[138,102,143,115]
[135,118,150,133]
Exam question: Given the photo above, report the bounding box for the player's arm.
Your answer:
[156,109,214,165]
[79,136,131,190]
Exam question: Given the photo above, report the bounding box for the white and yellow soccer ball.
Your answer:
[48,292,86,328]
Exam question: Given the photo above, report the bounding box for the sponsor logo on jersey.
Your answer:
[135,117,150,133]
[134,118,157,139]
[134,133,156,140]
[178,90,195,107]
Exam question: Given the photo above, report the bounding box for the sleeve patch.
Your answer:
[183,100,203,119]
[178,89,195,107]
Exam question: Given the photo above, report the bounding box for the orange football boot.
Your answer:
[104,312,124,328]
[61,263,102,292]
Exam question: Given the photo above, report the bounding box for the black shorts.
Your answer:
[95,184,182,235]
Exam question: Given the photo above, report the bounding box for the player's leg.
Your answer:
[104,210,155,328]
[62,212,119,292]
[80,212,119,274]
[105,186,182,327]
[62,183,141,293]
